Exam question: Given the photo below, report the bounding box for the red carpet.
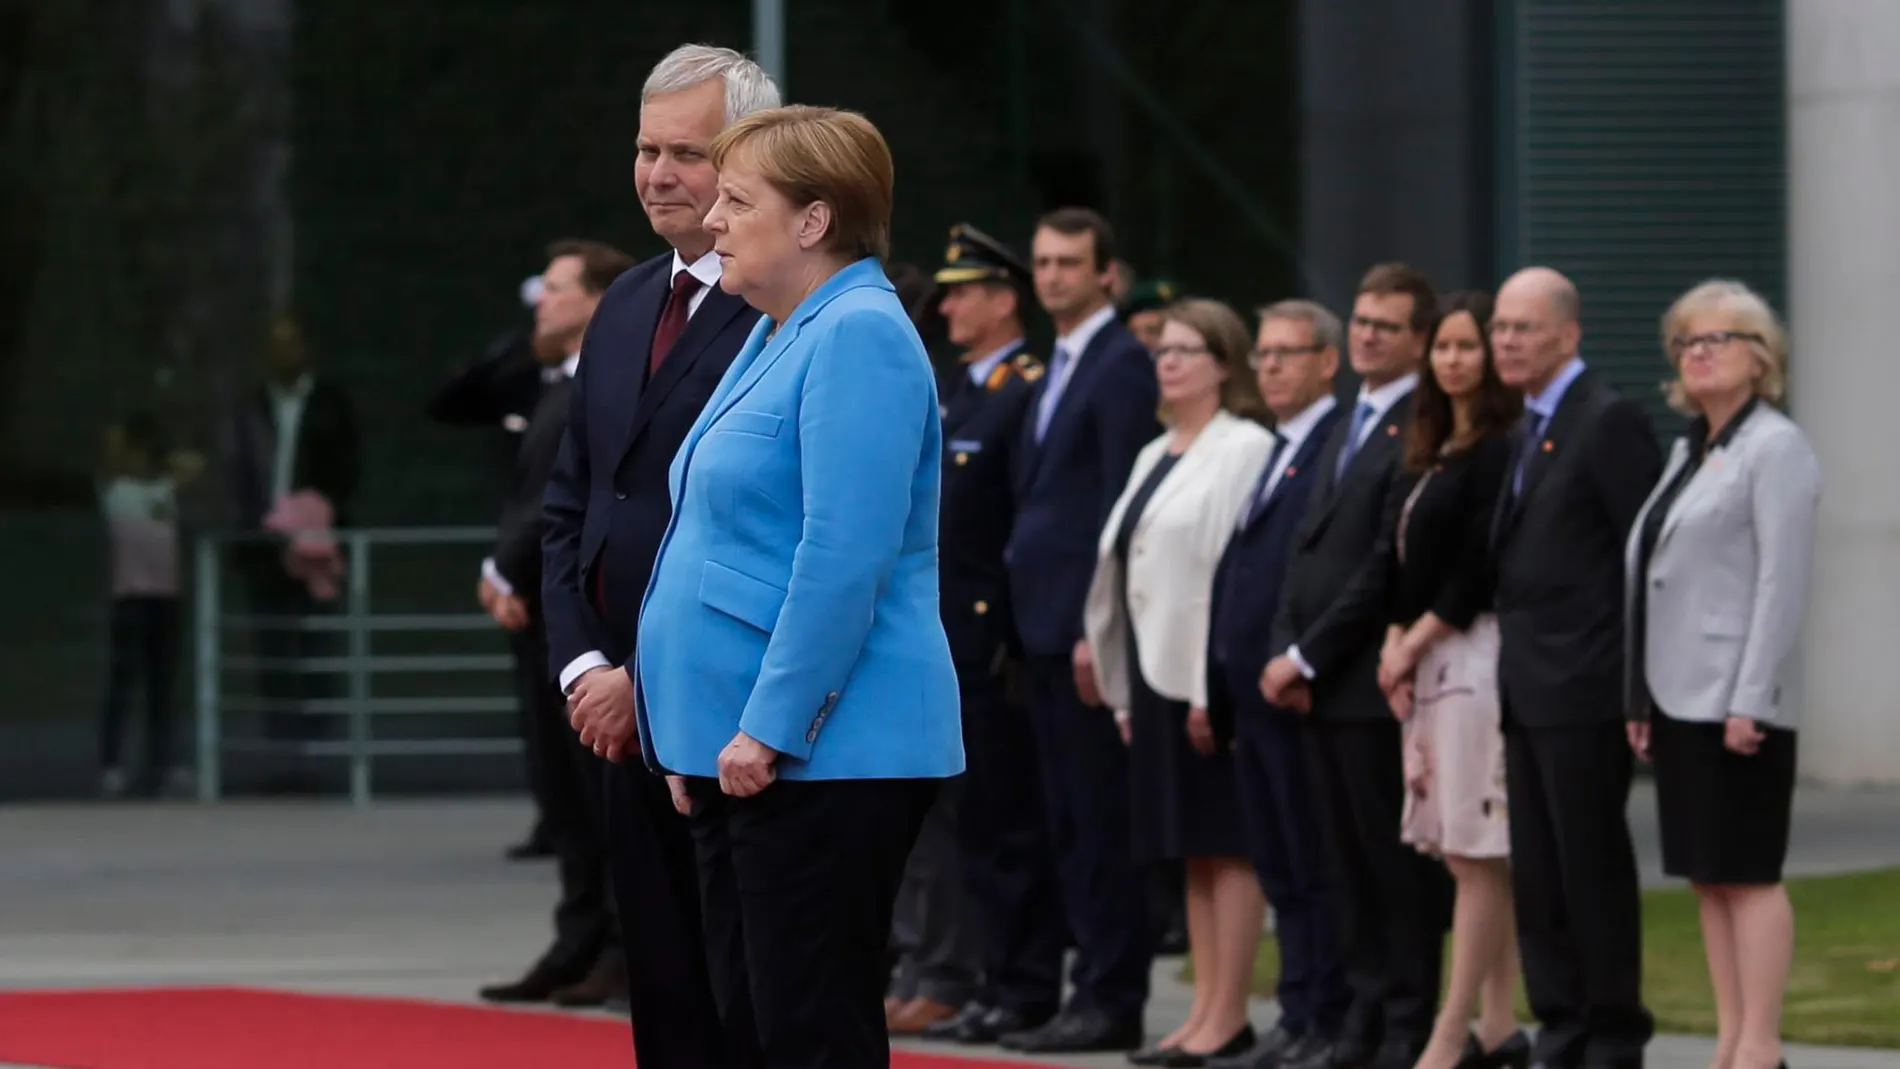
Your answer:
[0,987,1033,1069]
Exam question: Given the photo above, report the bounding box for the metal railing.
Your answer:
[193,526,517,807]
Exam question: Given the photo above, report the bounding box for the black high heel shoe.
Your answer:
[1477,1030,1531,1069]
[1155,1024,1257,1068]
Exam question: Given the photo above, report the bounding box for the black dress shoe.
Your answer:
[1476,1031,1531,1069]
[1278,1033,1337,1069]
[1001,1008,1144,1054]
[504,836,556,861]
[1156,1025,1258,1067]
[549,952,627,1009]
[954,1004,1054,1045]
[920,1001,989,1042]
[477,961,580,1003]
[1370,1038,1428,1069]
[1207,1024,1301,1069]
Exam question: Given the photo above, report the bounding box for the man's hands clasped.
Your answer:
[569,666,636,762]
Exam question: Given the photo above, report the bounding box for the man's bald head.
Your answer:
[1492,265,1584,394]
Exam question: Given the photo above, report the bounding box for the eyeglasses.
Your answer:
[1668,330,1764,356]
[1350,315,1407,336]
[1247,344,1323,369]
[1153,343,1213,361]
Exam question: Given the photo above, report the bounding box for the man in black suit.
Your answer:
[539,44,779,1069]
[1260,263,1451,1069]
[1490,266,1659,1069]
[476,239,635,1008]
[223,314,359,767]
[1000,207,1160,1055]
[1206,299,1352,1069]
[892,225,1064,1045]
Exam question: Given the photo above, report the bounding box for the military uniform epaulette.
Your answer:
[996,352,1044,388]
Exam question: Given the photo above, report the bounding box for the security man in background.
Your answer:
[892,225,1068,1046]
[1117,276,1179,355]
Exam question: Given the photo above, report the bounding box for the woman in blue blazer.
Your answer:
[634,105,962,1069]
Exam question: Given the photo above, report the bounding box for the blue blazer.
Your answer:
[636,258,964,781]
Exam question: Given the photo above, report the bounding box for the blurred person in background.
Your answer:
[1206,300,1350,1069]
[1001,207,1159,1055]
[95,411,203,799]
[222,313,359,788]
[1083,297,1273,1066]
[1624,280,1819,1069]
[891,225,1064,1044]
[623,104,961,1069]
[1489,266,1658,1069]
[540,42,778,1069]
[1372,291,1528,1069]
[476,239,635,1010]
[1118,277,1180,356]
[430,270,564,861]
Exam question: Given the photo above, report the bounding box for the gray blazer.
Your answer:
[1623,403,1821,727]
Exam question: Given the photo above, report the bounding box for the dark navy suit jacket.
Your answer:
[1206,405,1342,743]
[1006,316,1159,658]
[541,253,761,680]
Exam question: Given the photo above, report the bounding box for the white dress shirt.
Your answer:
[1247,394,1338,519]
[267,373,314,506]
[1034,303,1118,438]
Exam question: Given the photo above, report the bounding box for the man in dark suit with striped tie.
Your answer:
[539,44,780,1069]
[1205,299,1351,1069]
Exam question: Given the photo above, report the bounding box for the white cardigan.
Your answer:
[1084,410,1275,711]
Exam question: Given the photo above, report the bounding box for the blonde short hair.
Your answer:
[1160,297,1266,421]
[710,105,893,262]
[1660,279,1788,414]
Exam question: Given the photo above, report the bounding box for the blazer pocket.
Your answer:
[718,409,783,439]
[699,560,788,633]
[1700,611,1747,639]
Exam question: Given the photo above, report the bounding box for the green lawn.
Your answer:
[1202,867,1900,1049]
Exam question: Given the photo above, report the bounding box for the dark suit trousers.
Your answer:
[511,626,613,978]
[687,777,937,1069]
[1230,694,1350,1038]
[1022,653,1154,1018]
[1503,718,1653,1068]
[889,774,981,1007]
[954,664,1065,1015]
[1306,717,1449,1048]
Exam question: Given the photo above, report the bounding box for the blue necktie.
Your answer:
[1033,344,1072,443]
[1513,411,1550,496]
[1334,400,1377,480]
[1240,433,1289,527]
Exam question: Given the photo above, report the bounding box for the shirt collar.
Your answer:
[560,352,581,379]
[1274,393,1338,449]
[268,373,313,403]
[965,338,1025,386]
[1526,356,1586,419]
[672,248,723,289]
[1357,371,1419,418]
[1054,303,1117,360]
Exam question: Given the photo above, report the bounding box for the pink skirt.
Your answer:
[1399,614,1510,860]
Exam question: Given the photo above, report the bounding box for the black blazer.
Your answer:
[1491,369,1662,726]
[1206,406,1342,742]
[427,324,545,431]
[938,351,1038,674]
[1269,388,1416,722]
[1006,317,1160,657]
[1380,431,1511,629]
[226,376,360,530]
[541,255,761,677]
[491,375,571,611]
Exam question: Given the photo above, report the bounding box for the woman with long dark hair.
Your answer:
[1374,291,1531,1069]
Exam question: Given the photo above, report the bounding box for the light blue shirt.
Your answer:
[965,338,1024,387]
[1526,355,1587,423]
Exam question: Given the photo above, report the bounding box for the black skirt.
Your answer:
[1650,711,1797,885]
[1125,623,1245,863]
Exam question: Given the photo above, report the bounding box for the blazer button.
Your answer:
[615,490,628,501]
[1652,578,1664,589]
[974,600,989,615]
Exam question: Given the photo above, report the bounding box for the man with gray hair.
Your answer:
[540,42,779,1069]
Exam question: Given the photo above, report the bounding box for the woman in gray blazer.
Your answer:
[1624,279,1821,1069]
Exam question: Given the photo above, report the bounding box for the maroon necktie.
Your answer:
[649,270,703,374]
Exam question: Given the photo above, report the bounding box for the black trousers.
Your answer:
[1231,696,1350,1038]
[888,773,981,1007]
[952,664,1064,1015]
[236,552,336,747]
[513,626,613,978]
[1504,718,1654,1068]
[99,596,181,786]
[1021,653,1153,1018]
[689,776,936,1069]
[602,759,727,1068]
[1305,717,1450,1050]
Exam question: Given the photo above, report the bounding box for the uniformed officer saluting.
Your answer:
[886,224,1069,1046]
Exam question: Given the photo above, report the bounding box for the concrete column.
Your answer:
[1787,0,1900,784]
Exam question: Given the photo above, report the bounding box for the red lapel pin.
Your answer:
[1541,440,1554,452]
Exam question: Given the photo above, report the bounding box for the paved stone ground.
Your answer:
[1,784,1896,1068]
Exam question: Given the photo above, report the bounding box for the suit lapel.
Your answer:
[623,286,747,451]
[1302,393,1407,541]
[1512,372,1592,519]
[1251,408,1339,530]
[1017,323,1127,492]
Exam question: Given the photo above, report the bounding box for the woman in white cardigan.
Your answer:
[1082,297,1275,1065]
